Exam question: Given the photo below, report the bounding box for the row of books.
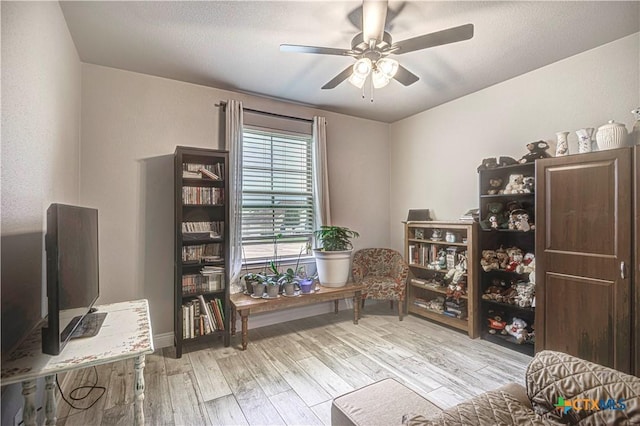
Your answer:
[182,243,222,262]
[182,267,225,294]
[413,296,467,319]
[409,244,467,270]
[182,187,224,205]
[182,162,224,180]
[182,296,225,339]
[182,221,223,234]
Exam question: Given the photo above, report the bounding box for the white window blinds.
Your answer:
[242,127,314,260]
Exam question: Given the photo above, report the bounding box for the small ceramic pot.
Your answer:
[266,285,279,298]
[299,279,314,294]
[252,283,266,298]
[283,282,296,296]
[596,120,628,150]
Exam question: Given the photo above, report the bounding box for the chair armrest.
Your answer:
[352,263,367,282]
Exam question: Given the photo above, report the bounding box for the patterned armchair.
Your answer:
[352,248,409,320]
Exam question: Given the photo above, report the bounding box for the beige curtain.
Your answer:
[312,116,331,229]
[225,99,244,294]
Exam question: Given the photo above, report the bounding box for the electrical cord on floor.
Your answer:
[56,365,106,410]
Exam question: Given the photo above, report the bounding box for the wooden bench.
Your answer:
[230,283,365,350]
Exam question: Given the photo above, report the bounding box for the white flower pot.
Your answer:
[313,249,352,287]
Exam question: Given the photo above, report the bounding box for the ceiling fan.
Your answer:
[280,0,474,90]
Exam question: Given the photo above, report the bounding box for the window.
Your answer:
[241,127,314,261]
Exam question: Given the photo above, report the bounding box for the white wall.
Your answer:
[79,64,390,338]
[1,1,82,424]
[388,33,640,252]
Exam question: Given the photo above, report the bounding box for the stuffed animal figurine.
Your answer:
[481,250,500,272]
[505,317,529,343]
[508,209,532,232]
[477,157,499,171]
[505,246,524,272]
[519,141,551,163]
[503,174,526,194]
[487,177,503,195]
[480,202,506,230]
[425,297,445,313]
[501,284,518,304]
[514,281,535,308]
[496,247,509,270]
[523,176,535,193]
[488,315,508,335]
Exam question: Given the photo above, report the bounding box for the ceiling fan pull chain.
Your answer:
[370,75,374,103]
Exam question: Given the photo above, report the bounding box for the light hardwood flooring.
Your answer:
[55,302,532,425]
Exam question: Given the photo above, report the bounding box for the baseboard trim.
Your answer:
[154,297,362,348]
[153,332,174,349]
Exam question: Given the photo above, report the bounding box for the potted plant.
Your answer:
[313,225,359,287]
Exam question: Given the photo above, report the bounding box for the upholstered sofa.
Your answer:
[331,350,640,425]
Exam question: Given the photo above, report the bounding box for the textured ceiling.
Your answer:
[60,1,640,123]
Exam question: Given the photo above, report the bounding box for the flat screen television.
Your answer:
[42,203,100,355]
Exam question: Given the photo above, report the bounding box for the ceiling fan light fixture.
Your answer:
[372,69,391,88]
[377,58,399,78]
[349,57,372,88]
[352,58,372,77]
[348,71,368,89]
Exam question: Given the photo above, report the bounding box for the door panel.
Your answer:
[544,273,615,368]
[536,148,631,373]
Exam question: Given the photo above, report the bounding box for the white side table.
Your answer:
[1,299,154,426]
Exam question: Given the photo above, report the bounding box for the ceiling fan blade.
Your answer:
[280,44,353,56]
[322,66,354,90]
[394,65,419,86]
[393,23,474,55]
[362,0,388,43]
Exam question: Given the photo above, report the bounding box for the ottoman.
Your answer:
[331,378,441,426]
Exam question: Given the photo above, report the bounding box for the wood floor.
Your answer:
[55,302,532,425]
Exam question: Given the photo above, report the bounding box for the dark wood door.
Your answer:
[536,148,632,373]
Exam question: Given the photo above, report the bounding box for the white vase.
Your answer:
[595,120,628,150]
[576,128,594,153]
[313,249,352,287]
[555,132,569,156]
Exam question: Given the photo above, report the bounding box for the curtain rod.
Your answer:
[216,101,313,124]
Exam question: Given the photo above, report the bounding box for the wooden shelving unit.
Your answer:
[404,221,478,338]
[174,146,230,358]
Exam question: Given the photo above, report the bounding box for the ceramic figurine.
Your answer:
[631,108,640,146]
[555,131,569,156]
[576,128,594,153]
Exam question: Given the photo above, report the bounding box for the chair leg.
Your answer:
[361,297,365,309]
[389,300,394,310]
[398,298,404,321]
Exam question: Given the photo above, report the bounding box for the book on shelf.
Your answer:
[182,162,224,180]
[211,299,225,331]
[198,295,217,332]
[181,187,224,205]
[199,168,220,180]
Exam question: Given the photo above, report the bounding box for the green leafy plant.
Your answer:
[313,226,360,251]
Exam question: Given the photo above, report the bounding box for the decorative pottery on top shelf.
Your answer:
[576,128,594,153]
[555,131,569,156]
[631,108,640,146]
[595,120,628,150]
